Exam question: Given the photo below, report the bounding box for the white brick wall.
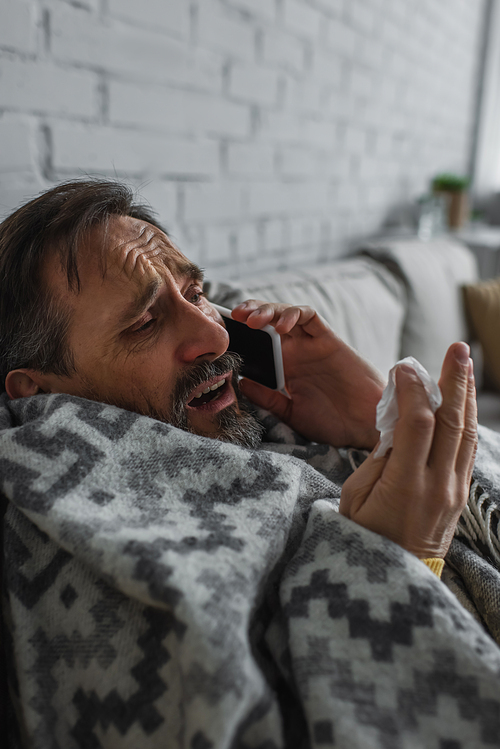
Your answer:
[108,0,190,39]
[0,0,486,280]
[0,117,33,170]
[0,0,36,54]
[51,124,219,177]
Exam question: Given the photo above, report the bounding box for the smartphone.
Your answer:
[212,303,287,394]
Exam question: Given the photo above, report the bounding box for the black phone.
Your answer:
[212,304,287,393]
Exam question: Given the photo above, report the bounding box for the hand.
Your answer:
[339,342,478,559]
[230,300,385,449]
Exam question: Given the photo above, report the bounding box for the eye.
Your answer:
[187,286,205,304]
[129,314,156,336]
[135,317,155,333]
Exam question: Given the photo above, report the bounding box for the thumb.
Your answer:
[239,378,292,421]
[339,445,388,518]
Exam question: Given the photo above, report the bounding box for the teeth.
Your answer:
[192,378,226,399]
[210,378,226,391]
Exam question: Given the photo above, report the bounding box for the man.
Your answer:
[0,180,477,560]
[0,180,497,749]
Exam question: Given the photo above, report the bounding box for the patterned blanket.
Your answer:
[2,392,500,749]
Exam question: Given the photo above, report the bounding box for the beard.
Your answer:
[78,352,264,449]
[149,352,264,449]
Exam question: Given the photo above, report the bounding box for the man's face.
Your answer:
[41,215,262,446]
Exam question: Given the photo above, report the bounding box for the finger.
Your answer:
[246,303,303,331]
[429,342,470,472]
[250,304,331,339]
[339,446,389,518]
[388,365,436,476]
[274,306,339,339]
[230,300,285,325]
[455,358,478,487]
[238,377,292,421]
[231,301,299,332]
[232,300,333,338]
[245,303,312,333]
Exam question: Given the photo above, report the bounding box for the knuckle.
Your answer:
[463,423,478,445]
[433,484,463,515]
[407,409,435,434]
[437,407,464,435]
[436,489,455,513]
[448,363,469,389]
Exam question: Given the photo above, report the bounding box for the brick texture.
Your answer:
[0,0,35,54]
[0,0,486,279]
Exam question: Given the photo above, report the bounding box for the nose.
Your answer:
[174,299,229,365]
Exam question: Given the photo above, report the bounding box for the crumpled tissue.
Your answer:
[374,356,442,458]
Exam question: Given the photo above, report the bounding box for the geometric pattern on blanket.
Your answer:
[2,393,500,748]
[282,502,500,749]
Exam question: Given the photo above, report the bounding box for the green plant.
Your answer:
[432,173,469,192]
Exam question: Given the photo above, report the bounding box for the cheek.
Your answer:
[109,358,177,415]
[128,347,178,394]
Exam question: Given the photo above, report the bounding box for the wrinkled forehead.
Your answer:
[87,214,187,278]
[44,214,191,295]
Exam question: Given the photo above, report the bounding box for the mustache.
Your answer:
[170,351,243,418]
[164,351,263,447]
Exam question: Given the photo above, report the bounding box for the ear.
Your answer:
[5,369,48,400]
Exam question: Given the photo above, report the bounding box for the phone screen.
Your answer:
[223,316,278,390]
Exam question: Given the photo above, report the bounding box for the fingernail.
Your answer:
[468,357,474,379]
[399,363,415,375]
[455,342,470,365]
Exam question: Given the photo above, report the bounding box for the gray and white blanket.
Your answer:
[2,392,500,749]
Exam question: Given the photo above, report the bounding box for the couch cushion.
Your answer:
[463,276,500,391]
[360,238,478,380]
[208,257,406,377]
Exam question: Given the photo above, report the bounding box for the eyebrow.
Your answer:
[118,263,205,329]
[175,262,205,284]
[119,278,162,328]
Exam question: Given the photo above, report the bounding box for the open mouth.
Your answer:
[187,375,231,409]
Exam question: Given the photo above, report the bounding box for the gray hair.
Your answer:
[0,179,166,390]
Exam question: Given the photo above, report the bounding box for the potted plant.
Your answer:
[432,173,469,230]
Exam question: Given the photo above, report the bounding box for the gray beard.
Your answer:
[167,352,264,449]
[78,352,264,449]
[170,396,264,448]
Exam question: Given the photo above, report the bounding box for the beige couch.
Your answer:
[207,237,498,431]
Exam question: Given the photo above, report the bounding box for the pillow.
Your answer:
[463,277,500,390]
[360,239,478,380]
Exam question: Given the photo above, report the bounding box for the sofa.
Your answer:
[207,236,499,432]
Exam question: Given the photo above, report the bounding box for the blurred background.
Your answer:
[0,0,498,279]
